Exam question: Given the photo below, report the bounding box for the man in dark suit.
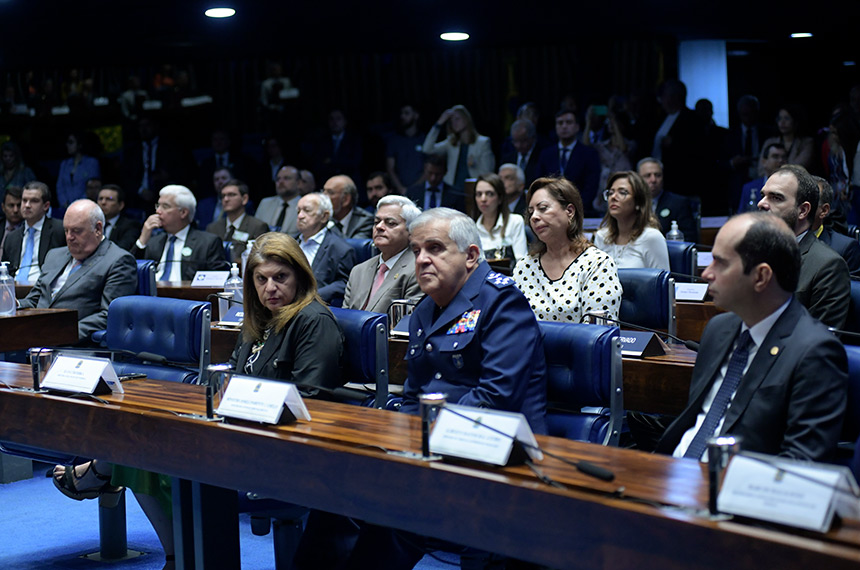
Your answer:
[295,192,355,303]
[758,164,850,328]
[499,163,528,216]
[305,109,363,186]
[537,109,601,215]
[2,181,66,284]
[323,174,374,239]
[500,119,543,188]
[406,154,465,212]
[19,199,137,343]
[196,128,258,201]
[132,185,229,283]
[812,176,860,276]
[657,212,847,462]
[97,185,141,251]
[723,95,774,212]
[736,142,787,214]
[637,157,698,242]
[206,179,269,263]
[0,185,23,253]
[120,116,192,210]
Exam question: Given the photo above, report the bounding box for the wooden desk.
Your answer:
[211,325,239,362]
[0,308,78,351]
[676,301,725,343]
[1,362,860,570]
[15,284,31,298]
[157,282,222,303]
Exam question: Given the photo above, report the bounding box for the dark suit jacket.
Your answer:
[819,226,860,277]
[796,230,851,329]
[107,215,142,251]
[406,182,465,212]
[133,227,229,281]
[206,214,270,262]
[500,147,542,188]
[536,143,601,215]
[656,108,706,201]
[121,136,192,209]
[2,217,67,278]
[340,206,374,239]
[19,239,137,342]
[196,151,258,200]
[309,230,356,303]
[306,130,363,186]
[229,300,344,392]
[656,298,847,462]
[508,194,528,217]
[654,191,698,243]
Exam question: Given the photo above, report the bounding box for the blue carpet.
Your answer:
[0,462,455,569]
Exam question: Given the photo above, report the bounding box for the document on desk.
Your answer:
[41,355,123,395]
[216,375,311,424]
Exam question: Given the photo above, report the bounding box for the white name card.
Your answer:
[192,271,230,287]
[429,404,542,466]
[215,375,311,425]
[675,283,709,301]
[718,453,860,532]
[41,355,123,395]
[697,252,713,267]
[700,216,729,229]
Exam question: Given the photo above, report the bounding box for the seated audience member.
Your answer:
[206,179,269,263]
[56,132,101,210]
[537,109,601,215]
[196,128,257,201]
[422,105,495,192]
[343,195,422,312]
[594,171,670,270]
[499,119,542,188]
[298,169,316,195]
[757,165,850,328]
[472,173,527,263]
[657,212,847,462]
[323,175,374,239]
[760,105,816,173]
[0,185,23,253]
[19,199,136,343]
[406,154,464,211]
[2,181,66,284]
[585,108,635,213]
[514,177,621,323]
[85,177,103,202]
[637,157,698,242]
[195,167,232,228]
[498,163,528,216]
[365,171,394,212]
[306,109,363,184]
[132,185,229,283]
[385,103,425,193]
[296,192,355,303]
[98,184,141,251]
[256,165,301,234]
[1,140,36,190]
[812,176,860,276]
[736,143,787,214]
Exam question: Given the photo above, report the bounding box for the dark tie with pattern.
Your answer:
[162,235,178,282]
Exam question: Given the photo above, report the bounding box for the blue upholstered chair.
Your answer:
[666,241,698,279]
[839,345,860,464]
[540,322,623,446]
[329,306,390,409]
[135,259,157,296]
[843,279,860,345]
[344,238,377,265]
[617,268,676,337]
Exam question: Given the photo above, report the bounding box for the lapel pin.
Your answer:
[770,346,779,356]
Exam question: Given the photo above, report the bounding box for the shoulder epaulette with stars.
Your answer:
[486,271,514,288]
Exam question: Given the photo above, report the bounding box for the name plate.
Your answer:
[41,355,123,395]
[219,305,244,326]
[718,453,860,532]
[697,252,713,268]
[675,283,709,301]
[429,404,541,466]
[192,271,230,287]
[216,375,311,425]
[618,331,667,357]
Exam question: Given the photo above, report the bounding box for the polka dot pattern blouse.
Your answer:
[513,246,622,323]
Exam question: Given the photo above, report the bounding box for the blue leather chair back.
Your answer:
[844,279,860,343]
[618,268,675,335]
[330,307,389,409]
[136,260,157,296]
[666,241,697,278]
[345,238,377,265]
[842,345,860,443]
[105,296,211,383]
[540,322,623,446]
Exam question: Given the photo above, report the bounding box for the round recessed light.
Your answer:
[844,61,857,67]
[205,7,236,18]
[440,32,469,42]
[790,32,813,38]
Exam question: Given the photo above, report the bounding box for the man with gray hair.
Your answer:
[296,191,355,303]
[498,162,528,216]
[343,195,422,312]
[19,199,136,343]
[133,185,229,283]
[500,118,542,187]
[323,174,374,238]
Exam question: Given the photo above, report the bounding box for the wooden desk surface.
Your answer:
[676,301,725,343]
[1,362,859,569]
[0,308,79,351]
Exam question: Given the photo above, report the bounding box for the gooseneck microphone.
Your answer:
[583,313,700,352]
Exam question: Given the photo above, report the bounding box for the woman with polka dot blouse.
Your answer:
[513,177,621,323]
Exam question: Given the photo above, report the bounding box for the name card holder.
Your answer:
[618,331,667,357]
[717,452,860,532]
[675,283,709,302]
[429,404,542,466]
[215,375,311,425]
[192,271,230,287]
[41,355,124,396]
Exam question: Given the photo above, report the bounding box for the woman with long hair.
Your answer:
[473,173,527,262]
[423,104,495,191]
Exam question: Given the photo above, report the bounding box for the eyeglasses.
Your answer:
[603,188,630,201]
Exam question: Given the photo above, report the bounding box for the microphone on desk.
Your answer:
[827,327,860,342]
[668,271,708,284]
[583,313,700,352]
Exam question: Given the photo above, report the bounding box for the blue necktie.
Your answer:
[559,147,570,177]
[17,226,36,284]
[428,188,438,209]
[162,235,178,282]
[684,330,753,460]
[69,261,83,275]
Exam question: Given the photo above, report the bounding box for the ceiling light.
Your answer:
[205,7,236,18]
[845,61,857,67]
[790,32,813,38]
[440,32,469,42]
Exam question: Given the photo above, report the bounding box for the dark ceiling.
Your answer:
[1,0,859,68]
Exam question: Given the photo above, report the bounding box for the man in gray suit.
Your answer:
[323,174,374,239]
[296,192,355,304]
[757,164,850,329]
[206,179,269,263]
[344,196,423,312]
[19,199,137,344]
[255,165,301,234]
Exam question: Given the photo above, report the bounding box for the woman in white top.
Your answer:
[514,177,621,323]
[423,105,495,191]
[473,173,527,263]
[594,171,670,270]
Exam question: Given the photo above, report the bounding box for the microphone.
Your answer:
[583,313,700,352]
[439,404,615,483]
[827,326,860,341]
[668,271,708,284]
